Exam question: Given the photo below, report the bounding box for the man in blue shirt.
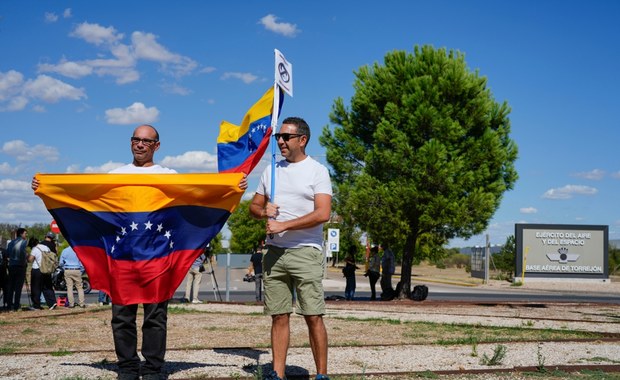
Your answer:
[59,246,85,308]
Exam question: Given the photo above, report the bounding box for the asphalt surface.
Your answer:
[11,264,620,308]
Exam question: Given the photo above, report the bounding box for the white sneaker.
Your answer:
[191,299,203,304]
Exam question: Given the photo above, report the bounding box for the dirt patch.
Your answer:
[2,299,618,355]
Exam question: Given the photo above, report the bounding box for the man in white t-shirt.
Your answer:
[250,117,332,380]
[107,125,175,380]
[29,238,57,310]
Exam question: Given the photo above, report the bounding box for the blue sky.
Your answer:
[1,1,619,248]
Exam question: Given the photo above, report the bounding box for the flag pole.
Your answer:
[269,49,281,239]
[270,82,280,205]
[269,48,292,239]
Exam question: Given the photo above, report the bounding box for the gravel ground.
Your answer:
[1,273,619,379]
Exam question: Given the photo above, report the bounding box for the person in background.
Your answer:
[342,252,359,301]
[250,117,332,380]
[0,237,9,311]
[366,246,381,301]
[6,228,29,311]
[41,232,57,254]
[98,290,111,306]
[184,251,206,304]
[380,243,395,300]
[59,246,85,308]
[248,241,264,302]
[29,237,57,310]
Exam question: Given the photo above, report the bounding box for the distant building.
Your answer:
[459,245,503,255]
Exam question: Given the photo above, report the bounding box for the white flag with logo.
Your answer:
[275,49,293,97]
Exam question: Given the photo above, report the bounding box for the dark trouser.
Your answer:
[31,269,56,308]
[7,265,26,310]
[254,273,263,301]
[112,301,168,377]
[345,275,356,300]
[30,268,43,309]
[368,271,380,300]
[380,273,393,295]
[1,265,9,308]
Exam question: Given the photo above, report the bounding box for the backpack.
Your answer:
[39,247,59,275]
[410,284,429,301]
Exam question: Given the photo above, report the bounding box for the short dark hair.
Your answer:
[16,228,27,237]
[282,117,310,145]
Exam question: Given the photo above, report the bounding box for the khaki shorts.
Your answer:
[263,245,325,316]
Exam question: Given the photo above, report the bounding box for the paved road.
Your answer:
[13,265,620,308]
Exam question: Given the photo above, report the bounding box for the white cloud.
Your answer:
[131,32,197,77]
[160,151,217,171]
[519,207,538,214]
[132,31,177,62]
[66,161,125,173]
[63,8,72,18]
[161,82,192,96]
[542,184,598,200]
[611,171,620,179]
[3,96,28,111]
[48,24,197,84]
[105,102,159,125]
[200,66,216,74]
[44,12,59,23]
[3,201,37,213]
[96,67,140,85]
[23,75,86,103]
[221,72,258,84]
[0,178,30,192]
[70,22,124,45]
[1,140,60,162]
[572,169,605,180]
[0,70,24,101]
[38,59,93,79]
[259,14,300,37]
[0,162,16,175]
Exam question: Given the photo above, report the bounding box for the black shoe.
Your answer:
[117,372,139,380]
[142,373,162,380]
[264,369,285,380]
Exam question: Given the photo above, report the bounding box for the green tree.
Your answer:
[227,199,266,253]
[324,217,364,266]
[320,45,518,298]
[493,235,516,277]
[209,232,224,254]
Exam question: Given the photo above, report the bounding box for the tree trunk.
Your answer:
[397,229,418,299]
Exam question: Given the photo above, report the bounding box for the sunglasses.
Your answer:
[130,137,159,146]
[274,133,304,142]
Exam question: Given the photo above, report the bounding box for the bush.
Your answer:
[493,235,515,277]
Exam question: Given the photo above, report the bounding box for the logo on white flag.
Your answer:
[275,49,293,97]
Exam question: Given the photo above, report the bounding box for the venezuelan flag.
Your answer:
[34,173,244,305]
[217,87,283,174]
